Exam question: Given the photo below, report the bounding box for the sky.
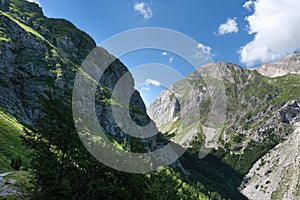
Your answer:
[30,0,300,106]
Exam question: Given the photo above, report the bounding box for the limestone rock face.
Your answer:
[241,121,300,200]
[0,0,153,146]
[148,57,300,148]
[147,89,181,128]
[148,55,300,199]
[255,53,300,77]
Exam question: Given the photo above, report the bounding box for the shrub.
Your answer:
[10,155,22,170]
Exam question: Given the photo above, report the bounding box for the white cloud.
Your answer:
[145,79,161,87]
[217,18,239,35]
[26,0,40,6]
[195,43,213,61]
[197,43,212,54]
[243,0,254,11]
[240,0,300,66]
[161,51,174,63]
[140,79,161,91]
[161,51,169,56]
[134,2,153,20]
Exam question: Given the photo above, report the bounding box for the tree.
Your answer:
[10,155,22,170]
[22,93,80,199]
[22,93,148,199]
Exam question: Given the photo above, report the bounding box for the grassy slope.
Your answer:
[0,109,29,173]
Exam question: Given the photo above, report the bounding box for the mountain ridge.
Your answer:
[0,1,213,199]
[254,53,300,77]
[1,0,300,199]
[147,53,300,200]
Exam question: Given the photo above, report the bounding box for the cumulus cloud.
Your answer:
[240,0,300,66]
[217,18,239,35]
[243,0,254,11]
[145,79,161,87]
[134,2,153,20]
[140,79,161,91]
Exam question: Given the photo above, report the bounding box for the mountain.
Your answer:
[241,121,300,200]
[0,0,155,145]
[1,0,300,199]
[254,53,300,77]
[148,57,300,199]
[148,61,300,150]
[0,1,210,199]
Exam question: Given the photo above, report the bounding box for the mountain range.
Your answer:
[0,0,300,199]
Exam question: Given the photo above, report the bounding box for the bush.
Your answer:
[10,155,22,170]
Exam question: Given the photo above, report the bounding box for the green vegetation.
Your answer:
[145,167,210,200]
[0,11,45,41]
[1,1,300,199]
[0,110,29,173]
[19,93,211,199]
[48,18,96,61]
[179,137,277,199]
[0,36,10,42]
[223,140,278,175]
[162,65,300,199]
[180,151,247,200]
[270,74,300,104]
[0,195,20,200]
[169,93,176,101]
[0,10,65,64]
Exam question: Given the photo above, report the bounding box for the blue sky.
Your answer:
[31,0,300,106]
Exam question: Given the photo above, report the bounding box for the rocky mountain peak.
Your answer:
[2,0,96,64]
[255,53,300,77]
[189,61,251,84]
[147,89,181,128]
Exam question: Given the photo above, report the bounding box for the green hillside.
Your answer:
[0,109,29,173]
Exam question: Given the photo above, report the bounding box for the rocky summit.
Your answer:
[254,53,300,77]
[148,56,300,199]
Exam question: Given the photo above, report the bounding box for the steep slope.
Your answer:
[0,1,213,199]
[148,61,299,151]
[241,120,300,200]
[0,109,29,173]
[147,56,300,199]
[3,0,300,199]
[0,0,95,126]
[0,0,151,144]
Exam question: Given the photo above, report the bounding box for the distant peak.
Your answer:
[255,53,300,77]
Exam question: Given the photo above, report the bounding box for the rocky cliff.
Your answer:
[0,0,152,147]
[254,53,300,77]
[148,60,300,148]
[2,0,300,199]
[147,54,300,200]
[0,1,206,199]
[241,120,300,200]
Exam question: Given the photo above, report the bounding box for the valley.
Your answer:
[0,0,300,199]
